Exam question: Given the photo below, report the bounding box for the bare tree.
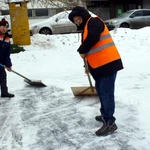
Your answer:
[30,0,87,9]
[1,0,87,10]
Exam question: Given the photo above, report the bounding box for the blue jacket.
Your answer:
[0,34,12,67]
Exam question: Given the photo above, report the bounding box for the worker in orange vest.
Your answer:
[69,6,123,136]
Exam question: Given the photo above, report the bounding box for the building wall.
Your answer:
[1,8,64,18]
[1,0,150,19]
[143,0,150,8]
[87,0,150,20]
[87,1,110,20]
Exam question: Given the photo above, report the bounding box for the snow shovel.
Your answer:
[0,63,46,87]
[71,58,97,96]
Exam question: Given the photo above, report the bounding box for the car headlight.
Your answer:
[105,20,119,25]
[111,20,119,24]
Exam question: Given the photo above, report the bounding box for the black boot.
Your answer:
[1,84,15,98]
[1,93,15,98]
[95,120,117,136]
[95,115,105,123]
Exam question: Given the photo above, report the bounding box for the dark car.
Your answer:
[104,9,150,30]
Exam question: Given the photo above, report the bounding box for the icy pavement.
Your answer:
[0,84,148,150]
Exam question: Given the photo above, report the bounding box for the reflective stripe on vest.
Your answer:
[83,17,121,68]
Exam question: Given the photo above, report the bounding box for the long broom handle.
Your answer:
[83,58,94,92]
[0,63,31,82]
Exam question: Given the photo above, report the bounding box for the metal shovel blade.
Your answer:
[0,63,46,87]
[71,86,97,96]
[24,79,46,87]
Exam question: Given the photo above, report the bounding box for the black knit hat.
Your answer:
[68,6,91,23]
[0,18,9,27]
[68,6,91,30]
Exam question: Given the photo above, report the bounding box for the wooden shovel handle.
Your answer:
[83,58,94,92]
[0,63,31,82]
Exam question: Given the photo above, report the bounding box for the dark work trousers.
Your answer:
[0,68,8,95]
[95,72,117,123]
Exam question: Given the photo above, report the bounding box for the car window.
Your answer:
[143,10,150,16]
[117,10,135,18]
[57,13,68,20]
[51,11,70,19]
[131,11,143,17]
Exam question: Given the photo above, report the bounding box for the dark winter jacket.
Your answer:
[0,33,12,67]
[68,6,123,80]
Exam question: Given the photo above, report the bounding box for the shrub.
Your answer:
[10,44,25,54]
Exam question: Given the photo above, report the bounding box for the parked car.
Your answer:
[30,10,97,35]
[104,9,150,30]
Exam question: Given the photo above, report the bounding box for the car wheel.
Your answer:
[39,27,52,35]
[120,23,130,28]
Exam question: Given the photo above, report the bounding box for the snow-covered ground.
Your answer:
[0,27,150,150]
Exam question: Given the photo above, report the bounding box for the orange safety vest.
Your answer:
[0,35,10,43]
[83,17,121,69]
